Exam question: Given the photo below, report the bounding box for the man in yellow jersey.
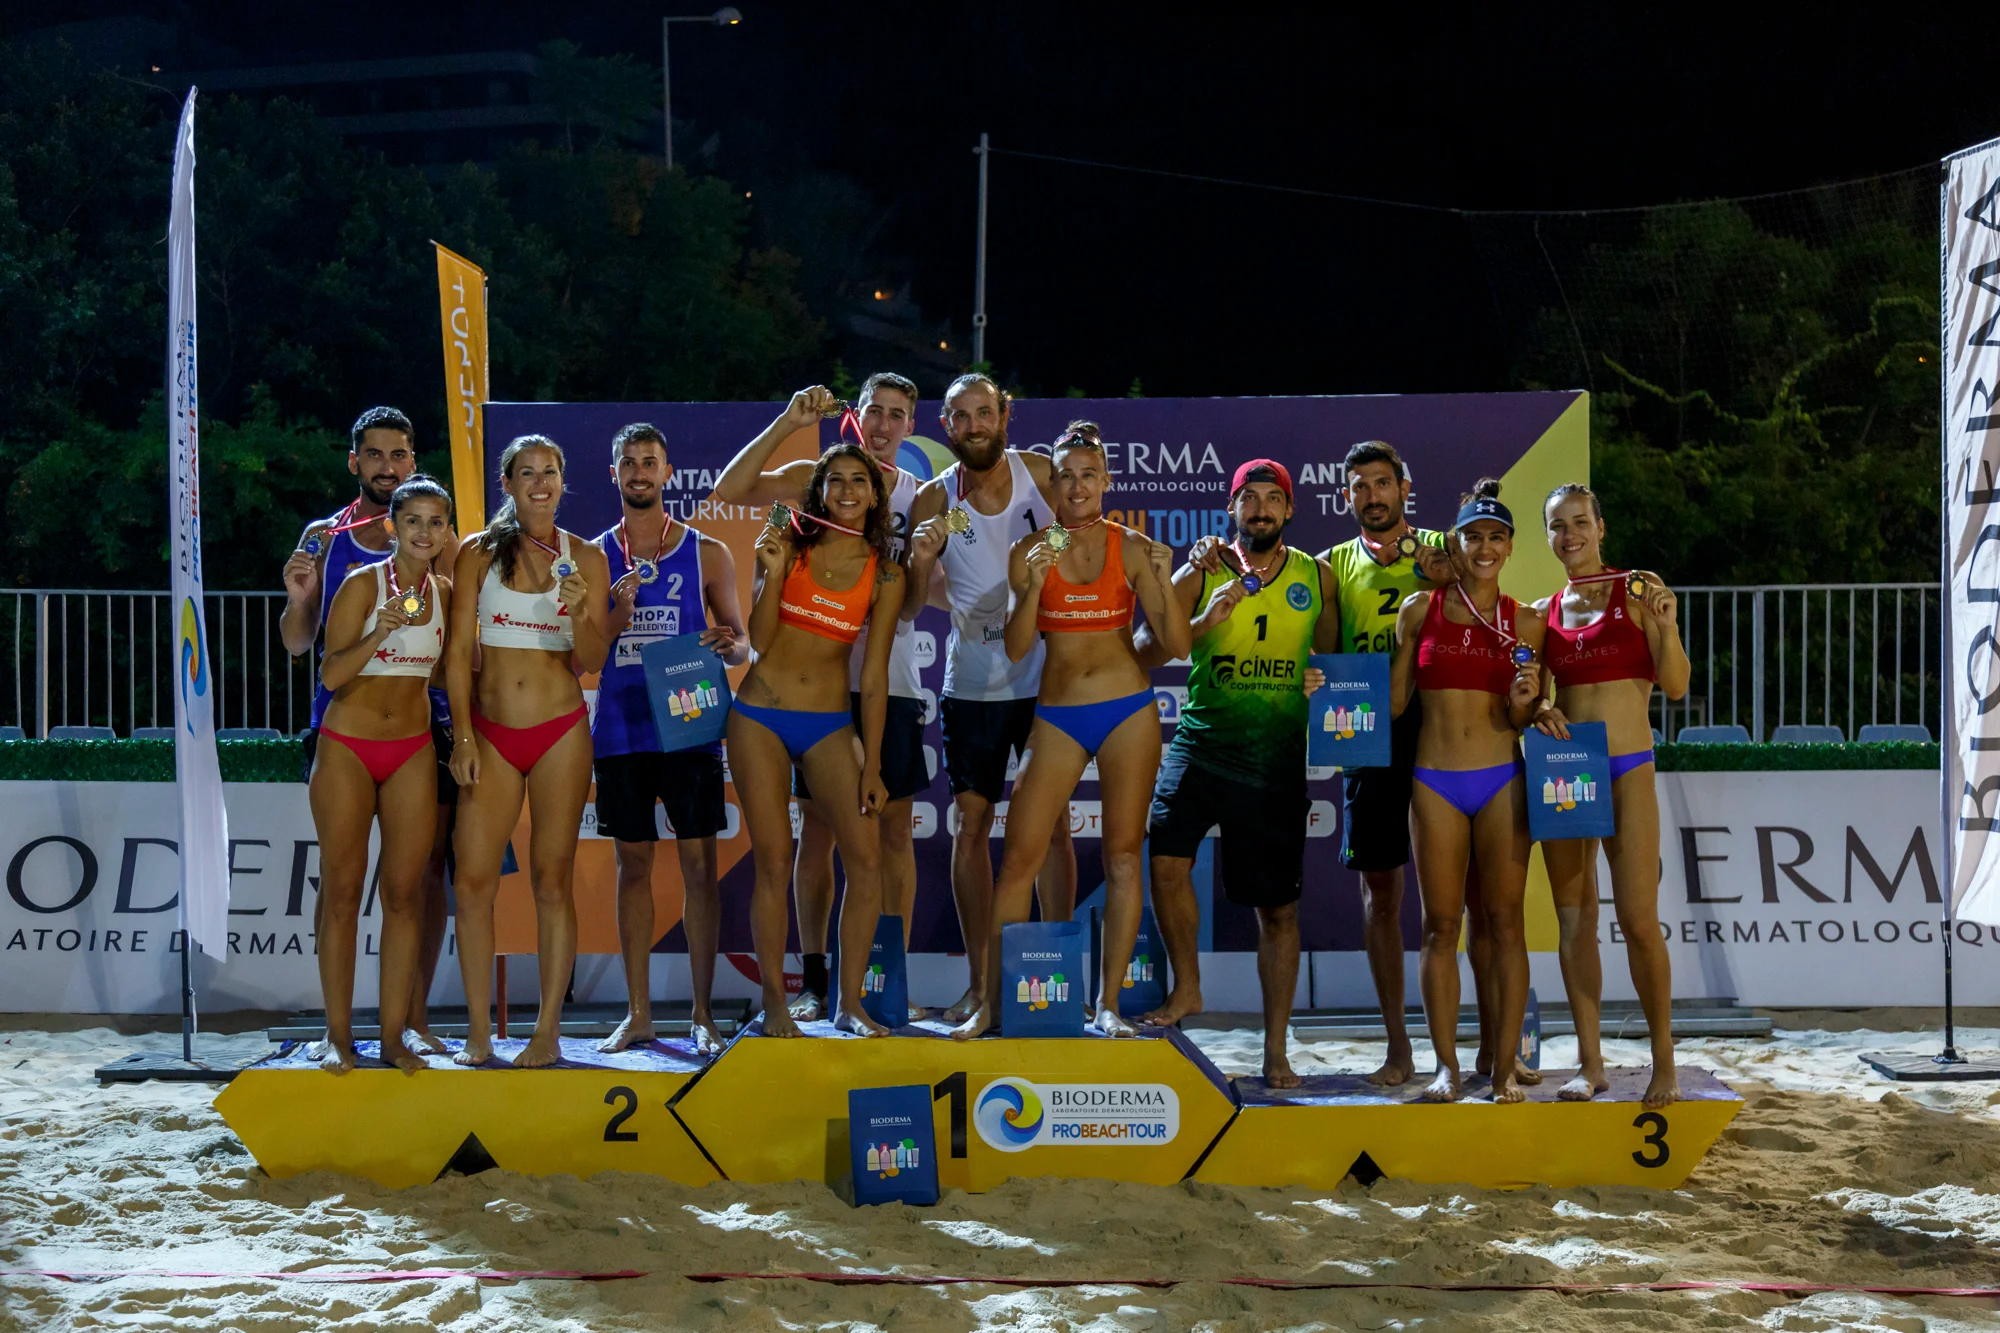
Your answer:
[1319,440,1462,1086]
[1135,460,1341,1086]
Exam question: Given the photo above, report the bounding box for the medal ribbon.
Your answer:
[523,530,572,613]
[1052,514,1106,540]
[1565,566,1630,588]
[1227,539,1286,589]
[1453,582,1518,647]
[303,499,387,548]
[616,517,672,571]
[385,560,431,615]
[774,505,868,539]
[1357,527,1416,564]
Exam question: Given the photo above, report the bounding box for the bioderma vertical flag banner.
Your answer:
[1944,135,2000,927]
[434,242,490,532]
[166,88,230,957]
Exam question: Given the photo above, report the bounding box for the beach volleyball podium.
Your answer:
[214,1023,1739,1192]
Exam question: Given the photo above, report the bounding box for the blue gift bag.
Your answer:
[1524,722,1617,841]
[1116,907,1168,1017]
[1000,920,1085,1037]
[640,634,732,753]
[1307,653,1392,769]
[1519,986,1541,1071]
[859,915,909,1028]
[848,1083,938,1207]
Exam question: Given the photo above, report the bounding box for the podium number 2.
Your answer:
[1631,1111,1669,1167]
[604,1086,640,1142]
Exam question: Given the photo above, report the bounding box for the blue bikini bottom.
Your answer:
[733,700,851,762]
[1036,690,1158,758]
[1609,748,1655,782]
[1413,760,1523,819]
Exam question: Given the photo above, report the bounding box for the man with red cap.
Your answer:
[1133,458,1341,1086]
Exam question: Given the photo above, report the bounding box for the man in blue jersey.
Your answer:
[593,423,749,1055]
[280,406,454,1053]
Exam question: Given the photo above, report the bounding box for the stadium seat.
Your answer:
[130,727,175,740]
[217,727,284,741]
[0,725,23,742]
[1651,727,1664,744]
[1674,724,1752,745]
[47,725,116,741]
[1857,723,1931,744]
[1770,724,1844,744]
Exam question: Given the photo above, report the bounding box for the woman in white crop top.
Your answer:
[310,477,455,1075]
[446,435,611,1069]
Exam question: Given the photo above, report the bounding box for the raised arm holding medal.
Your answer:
[1530,483,1690,1110]
[1389,478,1546,1104]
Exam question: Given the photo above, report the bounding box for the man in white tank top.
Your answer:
[717,372,931,1019]
[905,373,1079,1024]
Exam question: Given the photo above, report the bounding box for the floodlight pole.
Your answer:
[973,133,990,366]
[662,9,744,171]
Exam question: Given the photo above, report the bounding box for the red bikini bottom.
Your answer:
[471,705,588,774]
[319,728,430,785]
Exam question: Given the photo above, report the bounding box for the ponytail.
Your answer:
[479,436,566,583]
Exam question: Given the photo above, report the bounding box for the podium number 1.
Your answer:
[932,1071,968,1158]
[1631,1111,1669,1167]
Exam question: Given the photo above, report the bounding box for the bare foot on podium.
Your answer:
[1093,1006,1137,1038]
[379,1036,425,1075]
[1419,1066,1461,1103]
[317,1040,356,1075]
[1365,1039,1416,1087]
[949,1004,994,1042]
[763,1007,804,1039]
[406,1027,449,1057]
[692,1019,726,1058]
[907,1003,928,1024]
[786,990,825,1022]
[516,1030,564,1068]
[834,1006,890,1037]
[1137,984,1202,1028]
[1642,1066,1683,1109]
[1473,1045,1493,1078]
[942,986,982,1025]
[1558,1059,1609,1101]
[1514,1065,1544,1086]
[453,1035,494,1067]
[1491,1068,1527,1104]
[597,1013,655,1054]
[1263,1050,1303,1090]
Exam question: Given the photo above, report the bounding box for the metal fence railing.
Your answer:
[1,590,316,738]
[1657,584,1940,742]
[0,583,1946,743]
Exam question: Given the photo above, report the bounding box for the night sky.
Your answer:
[19,2,1996,398]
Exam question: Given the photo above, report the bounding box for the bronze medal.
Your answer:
[1397,534,1421,559]
[819,399,852,419]
[767,502,793,532]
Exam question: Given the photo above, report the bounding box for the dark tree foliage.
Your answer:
[0,41,824,591]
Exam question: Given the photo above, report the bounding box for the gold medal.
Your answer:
[401,592,423,617]
[1627,574,1649,600]
[1046,524,1072,553]
[819,399,852,419]
[1396,534,1420,559]
[947,507,972,536]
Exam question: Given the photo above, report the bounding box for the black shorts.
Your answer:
[593,749,727,842]
[939,696,1038,803]
[1147,745,1307,909]
[301,721,458,805]
[1340,694,1421,873]
[791,694,930,803]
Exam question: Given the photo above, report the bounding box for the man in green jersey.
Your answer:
[1135,460,1340,1087]
[1320,439,1467,1086]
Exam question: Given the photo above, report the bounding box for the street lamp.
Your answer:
[662,7,742,170]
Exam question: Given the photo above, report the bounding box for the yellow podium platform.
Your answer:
[214,1025,1740,1195]
[1196,1067,1741,1191]
[214,1036,719,1189]
[672,1019,1239,1192]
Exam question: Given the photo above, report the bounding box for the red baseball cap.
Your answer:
[1230,458,1293,503]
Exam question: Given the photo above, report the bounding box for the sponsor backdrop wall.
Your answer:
[3,771,1989,1012]
[473,392,1588,974]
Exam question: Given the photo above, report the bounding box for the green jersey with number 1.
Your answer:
[1320,528,1446,655]
[1173,547,1326,783]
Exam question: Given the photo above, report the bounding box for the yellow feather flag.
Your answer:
[433,242,489,532]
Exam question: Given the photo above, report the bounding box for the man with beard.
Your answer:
[904,373,1076,1024]
[1134,461,1340,1085]
[281,406,455,1055]
[716,373,928,1020]
[1319,440,1461,1086]
[592,423,748,1054]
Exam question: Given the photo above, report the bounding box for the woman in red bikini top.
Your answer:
[309,476,454,1075]
[445,435,612,1070]
[948,422,1188,1043]
[1529,482,1691,1111]
[1388,477,1546,1106]
[731,442,905,1039]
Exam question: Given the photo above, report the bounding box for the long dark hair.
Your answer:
[796,442,894,562]
[479,436,566,583]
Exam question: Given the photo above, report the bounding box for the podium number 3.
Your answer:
[604,1086,640,1142]
[1631,1111,1669,1167]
